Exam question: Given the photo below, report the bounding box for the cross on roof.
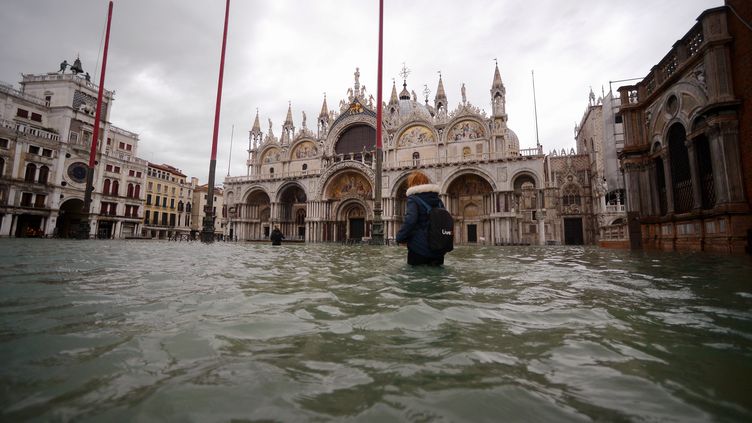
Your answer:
[399,62,411,81]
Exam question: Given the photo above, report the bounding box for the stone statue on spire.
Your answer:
[461,83,467,104]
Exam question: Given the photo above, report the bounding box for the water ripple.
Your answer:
[1,240,751,421]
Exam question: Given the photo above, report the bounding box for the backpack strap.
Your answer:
[412,195,432,213]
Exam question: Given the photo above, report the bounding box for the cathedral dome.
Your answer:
[398,98,433,119]
[507,128,520,154]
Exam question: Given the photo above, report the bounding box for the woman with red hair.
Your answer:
[396,171,447,266]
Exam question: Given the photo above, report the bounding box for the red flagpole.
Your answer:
[201,0,231,243]
[371,0,385,243]
[376,0,383,150]
[78,0,113,239]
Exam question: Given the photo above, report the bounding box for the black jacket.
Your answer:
[395,183,445,258]
[270,229,284,245]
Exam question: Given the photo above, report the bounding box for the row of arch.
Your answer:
[651,121,716,216]
[23,163,50,184]
[255,114,491,166]
[102,179,142,199]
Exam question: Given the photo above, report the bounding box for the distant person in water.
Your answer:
[396,171,450,266]
[270,226,284,245]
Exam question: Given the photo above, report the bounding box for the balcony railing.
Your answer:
[618,16,710,106]
[0,82,49,107]
[0,119,60,142]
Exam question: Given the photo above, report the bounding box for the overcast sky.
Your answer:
[0,0,722,182]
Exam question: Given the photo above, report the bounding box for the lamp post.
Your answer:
[370,0,385,245]
[78,1,113,240]
[201,0,231,243]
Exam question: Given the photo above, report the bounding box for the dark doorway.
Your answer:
[349,218,364,240]
[564,218,584,245]
[467,224,477,243]
[263,226,270,238]
[298,226,305,239]
[97,221,114,239]
[15,215,43,237]
[56,199,85,238]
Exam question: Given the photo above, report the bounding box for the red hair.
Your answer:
[407,171,431,187]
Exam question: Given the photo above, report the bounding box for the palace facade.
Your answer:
[224,65,598,246]
[0,63,147,238]
[618,2,752,253]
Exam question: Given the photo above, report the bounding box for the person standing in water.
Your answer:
[270,226,284,246]
[396,171,449,266]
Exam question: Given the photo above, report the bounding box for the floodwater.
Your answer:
[0,240,751,422]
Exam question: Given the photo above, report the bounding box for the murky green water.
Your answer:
[0,240,751,422]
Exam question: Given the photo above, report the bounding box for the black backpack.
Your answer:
[413,196,454,254]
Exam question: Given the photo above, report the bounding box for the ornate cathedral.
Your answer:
[223,64,598,245]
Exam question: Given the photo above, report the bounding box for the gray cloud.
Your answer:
[0,0,722,181]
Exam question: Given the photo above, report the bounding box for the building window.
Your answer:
[412,151,420,166]
[269,167,275,174]
[0,157,4,177]
[162,197,167,207]
[302,163,308,171]
[144,210,150,224]
[136,172,142,178]
[21,192,33,206]
[129,170,135,177]
[668,123,693,213]
[114,166,120,173]
[170,198,175,209]
[161,213,168,225]
[146,194,152,205]
[134,184,141,198]
[34,194,46,208]
[153,211,159,224]
[562,185,581,206]
[30,112,42,122]
[119,142,125,149]
[29,146,40,155]
[111,180,119,196]
[38,165,49,184]
[127,183,134,198]
[157,184,161,193]
[155,195,160,206]
[24,163,36,182]
[170,213,176,227]
[69,131,79,143]
[126,144,132,151]
[16,108,29,119]
[0,138,8,149]
[178,200,184,212]
[106,164,113,172]
[186,202,192,213]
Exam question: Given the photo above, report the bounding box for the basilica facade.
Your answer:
[224,65,596,246]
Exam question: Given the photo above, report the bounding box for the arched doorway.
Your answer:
[278,184,307,240]
[447,173,493,244]
[339,201,367,241]
[324,169,373,242]
[56,198,85,238]
[245,190,271,240]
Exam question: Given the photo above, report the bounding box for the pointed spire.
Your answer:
[492,59,503,90]
[284,101,294,126]
[434,71,447,112]
[251,108,261,133]
[389,79,398,105]
[319,93,328,118]
[399,81,411,100]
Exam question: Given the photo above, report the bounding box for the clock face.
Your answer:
[67,162,88,183]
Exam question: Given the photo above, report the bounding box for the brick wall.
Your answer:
[726,0,752,207]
